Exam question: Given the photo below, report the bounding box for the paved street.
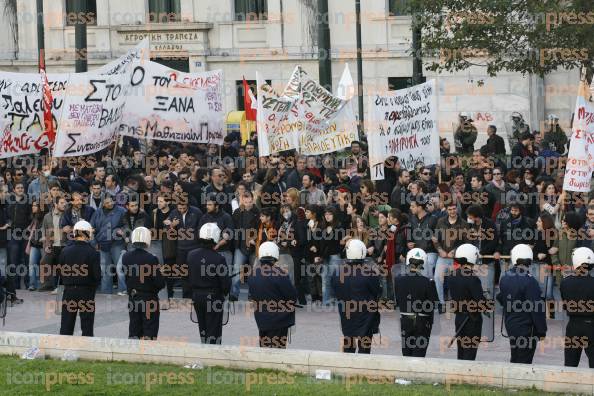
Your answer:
[2,287,589,368]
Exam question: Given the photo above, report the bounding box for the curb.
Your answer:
[0,331,591,393]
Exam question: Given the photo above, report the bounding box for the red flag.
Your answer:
[243,77,257,121]
[39,50,56,147]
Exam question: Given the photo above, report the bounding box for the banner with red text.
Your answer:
[367,80,439,181]
[257,64,358,157]
[0,71,69,158]
[117,62,225,145]
[563,81,594,192]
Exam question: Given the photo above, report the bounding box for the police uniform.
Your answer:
[187,246,231,344]
[447,266,487,360]
[497,266,547,364]
[332,258,381,354]
[122,248,165,339]
[560,270,594,367]
[248,260,297,348]
[57,240,101,336]
[394,270,438,357]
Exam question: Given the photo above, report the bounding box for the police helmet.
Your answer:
[131,226,152,249]
[572,247,594,270]
[406,248,427,268]
[73,220,93,238]
[199,223,221,244]
[346,239,366,261]
[455,244,479,266]
[258,242,280,263]
[511,244,533,266]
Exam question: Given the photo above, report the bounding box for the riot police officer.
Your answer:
[447,244,489,360]
[248,241,298,349]
[331,239,381,354]
[560,247,594,367]
[497,244,547,364]
[58,220,101,336]
[187,223,231,345]
[394,248,438,357]
[122,227,165,340]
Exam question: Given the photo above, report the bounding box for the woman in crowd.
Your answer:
[320,206,344,306]
[26,200,45,291]
[303,204,322,304]
[255,207,278,258]
[277,203,298,284]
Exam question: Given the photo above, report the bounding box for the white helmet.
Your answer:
[258,242,280,261]
[511,244,533,266]
[406,248,427,267]
[455,244,479,266]
[73,220,93,234]
[199,223,221,244]
[459,112,473,121]
[572,247,594,270]
[346,239,367,260]
[131,226,152,248]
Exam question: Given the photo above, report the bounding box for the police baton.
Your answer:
[448,315,470,348]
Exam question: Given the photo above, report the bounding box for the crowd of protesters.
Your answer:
[0,114,583,323]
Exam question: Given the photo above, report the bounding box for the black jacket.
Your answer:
[486,134,506,155]
[232,206,259,255]
[7,195,31,232]
[187,247,231,297]
[407,213,437,253]
[122,248,165,296]
[560,274,594,319]
[496,266,547,338]
[447,267,488,324]
[248,263,297,331]
[168,206,203,251]
[500,215,534,255]
[57,241,101,288]
[394,271,438,320]
[331,261,381,337]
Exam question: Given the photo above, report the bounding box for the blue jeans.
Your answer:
[8,239,27,291]
[422,253,438,279]
[232,249,251,298]
[322,255,341,305]
[28,246,42,289]
[435,257,454,304]
[99,243,125,294]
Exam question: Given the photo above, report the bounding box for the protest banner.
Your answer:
[256,72,299,157]
[53,70,131,157]
[562,81,594,192]
[257,64,358,157]
[367,80,439,181]
[95,39,150,76]
[117,62,225,145]
[0,71,69,158]
[293,65,359,156]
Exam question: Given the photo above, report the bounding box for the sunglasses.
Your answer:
[493,172,502,175]
[422,172,431,176]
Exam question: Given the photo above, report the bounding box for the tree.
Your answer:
[408,0,594,83]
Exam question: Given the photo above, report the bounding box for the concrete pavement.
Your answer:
[1,288,588,368]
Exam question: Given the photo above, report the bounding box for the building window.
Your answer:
[388,77,425,91]
[149,0,181,23]
[65,0,97,26]
[388,0,410,16]
[235,0,268,21]
[236,79,270,111]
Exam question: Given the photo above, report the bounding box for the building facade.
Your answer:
[0,0,580,148]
